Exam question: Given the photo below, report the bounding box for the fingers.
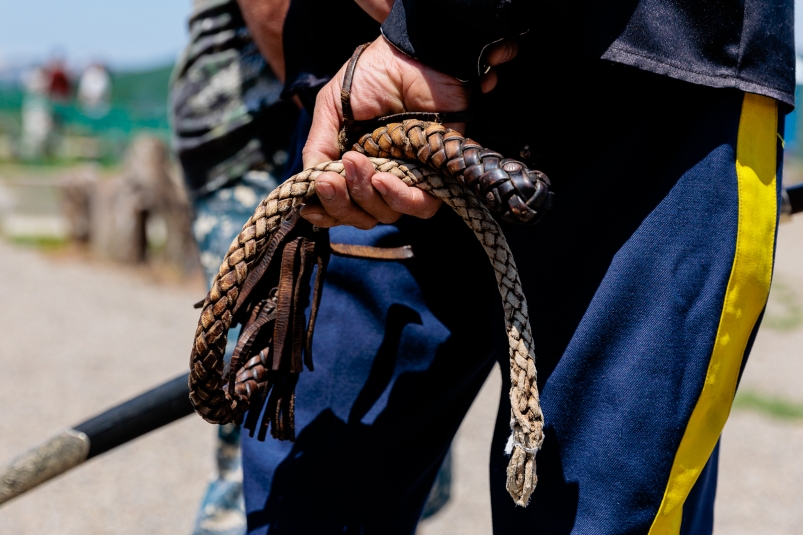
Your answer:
[485,40,519,67]
[299,152,442,227]
[480,40,518,94]
[298,198,340,228]
[300,170,379,230]
[371,173,442,219]
[340,154,403,224]
[340,151,441,220]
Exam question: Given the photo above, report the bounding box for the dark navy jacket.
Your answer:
[283,0,795,107]
[380,0,795,105]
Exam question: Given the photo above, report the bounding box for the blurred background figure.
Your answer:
[18,54,72,160]
[77,62,111,117]
[44,55,71,102]
[19,64,55,159]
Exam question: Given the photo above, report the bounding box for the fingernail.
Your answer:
[316,183,335,201]
[372,177,387,195]
[343,159,356,182]
[304,212,323,222]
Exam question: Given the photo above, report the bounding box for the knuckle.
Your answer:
[380,186,409,211]
[353,217,378,230]
[382,195,406,213]
[324,204,351,219]
[348,184,371,201]
[377,213,401,225]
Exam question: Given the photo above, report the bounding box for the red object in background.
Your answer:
[46,62,71,100]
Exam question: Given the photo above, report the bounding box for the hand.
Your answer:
[301,36,518,228]
[299,151,441,229]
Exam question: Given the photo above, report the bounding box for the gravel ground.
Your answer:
[0,215,801,534]
[0,244,214,534]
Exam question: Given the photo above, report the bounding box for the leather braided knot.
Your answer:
[354,121,552,225]
[188,121,548,506]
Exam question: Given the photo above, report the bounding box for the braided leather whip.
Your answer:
[189,120,550,506]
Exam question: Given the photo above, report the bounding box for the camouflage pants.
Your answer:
[172,2,291,533]
[191,172,280,535]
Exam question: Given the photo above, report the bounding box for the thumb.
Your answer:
[302,76,345,168]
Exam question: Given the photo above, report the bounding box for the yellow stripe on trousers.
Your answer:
[648,93,778,534]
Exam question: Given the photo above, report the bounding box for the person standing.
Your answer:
[171,1,296,533]
[296,0,794,532]
[183,0,794,532]
[77,62,112,117]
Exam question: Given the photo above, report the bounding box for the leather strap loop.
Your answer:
[338,43,472,152]
[339,42,372,152]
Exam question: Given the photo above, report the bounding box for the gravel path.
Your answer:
[713,212,803,533]
[0,214,801,534]
[0,244,213,534]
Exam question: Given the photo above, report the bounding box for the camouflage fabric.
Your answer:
[171,0,295,199]
[191,423,245,535]
[193,170,283,281]
[171,1,289,533]
[191,174,279,535]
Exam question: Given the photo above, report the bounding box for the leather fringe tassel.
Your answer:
[224,210,330,441]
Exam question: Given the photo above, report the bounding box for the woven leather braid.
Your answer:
[188,120,546,506]
[354,120,551,225]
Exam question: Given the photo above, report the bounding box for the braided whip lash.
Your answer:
[188,120,550,506]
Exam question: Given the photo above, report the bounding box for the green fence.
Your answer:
[0,64,173,163]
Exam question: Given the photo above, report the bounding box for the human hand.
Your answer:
[301,36,517,228]
[299,151,441,229]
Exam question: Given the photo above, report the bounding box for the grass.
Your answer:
[733,390,803,421]
[8,234,69,250]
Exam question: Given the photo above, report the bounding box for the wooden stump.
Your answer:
[63,135,199,272]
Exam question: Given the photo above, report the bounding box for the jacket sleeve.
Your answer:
[282,0,379,111]
[380,0,531,81]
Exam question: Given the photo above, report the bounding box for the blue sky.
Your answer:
[1,1,802,70]
[0,0,190,69]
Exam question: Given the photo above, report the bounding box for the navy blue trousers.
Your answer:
[241,83,782,533]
